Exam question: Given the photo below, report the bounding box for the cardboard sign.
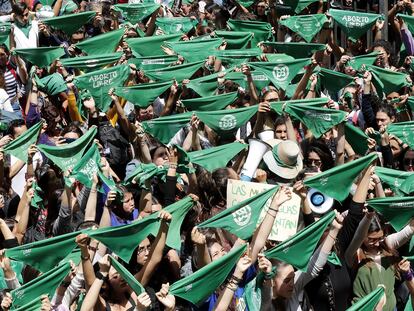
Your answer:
[227,179,300,241]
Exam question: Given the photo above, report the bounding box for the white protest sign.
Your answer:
[227,179,300,241]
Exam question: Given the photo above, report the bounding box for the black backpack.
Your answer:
[98,121,130,178]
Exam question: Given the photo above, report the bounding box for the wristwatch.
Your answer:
[96,271,109,282]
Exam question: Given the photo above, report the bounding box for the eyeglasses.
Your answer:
[137,245,151,255]
[306,159,322,167]
[367,237,384,245]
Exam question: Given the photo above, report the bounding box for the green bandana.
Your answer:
[344,122,369,156]
[285,104,346,138]
[69,143,101,188]
[31,180,44,209]
[327,251,342,266]
[0,260,23,290]
[2,121,42,162]
[387,121,414,150]
[35,73,67,96]
[318,67,355,93]
[330,9,382,41]
[270,97,327,115]
[235,0,254,7]
[170,244,246,305]
[347,286,385,311]
[129,54,178,71]
[196,106,257,137]
[304,152,378,201]
[375,166,413,196]
[114,81,172,108]
[214,48,262,67]
[279,14,327,43]
[123,163,168,189]
[214,31,253,49]
[227,70,270,93]
[126,34,182,57]
[262,42,325,59]
[187,141,247,172]
[227,19,272,46]
[89,213,160,262]
[367,196,414,231]
[144,61,204,82]
[242,277,262,311]
[6,230,80,273]
[60,0,78,14]
[346,52,379,71]
[408,96,414,112]
[11,262,71,308]
[199,187,278,239]
[163,196,195,250]
[0,23,11,48]
[156,17,198,34]
[265,210,335,271]
[284,0,319,13]
[37,126,97,172]
[98,169,120,196]
[142,112,192,144]
[60,52,123,72]
[109,256,145,295]
[43,12,96,36]
[13,47,65,68]
[166,38,223,63]
[114,3,160,24]
[365,64,411,95]
[61,248,81,266]
[397,14,414,35]
[12,297,42,311]
[401,174,414,195]
[185,68,239,97]
[248,58,311,91]
[404,297,413,311]
[75,28,124,55]
[181,91,238,111]
[74,65,130,112]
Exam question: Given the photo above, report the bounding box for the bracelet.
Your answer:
[96,271,109,282]
[81,253,90,261]
[169,163,178,169]
[266,210,277,217]
[264,266,277,280]
[230,275,242,284]
[328,233,337,240]
[268,207,279,212]
[226,283,237,291]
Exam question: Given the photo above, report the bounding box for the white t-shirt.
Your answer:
[0,88,13,112]
[11,152,42,198]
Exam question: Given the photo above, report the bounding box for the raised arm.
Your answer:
[135,211,172,286]
[13,179,33,244]
[84,174,98,222]
[191,227,211,269]
[80,255,109,311]
[75,234,96,291]
[214,255,252,311]
[250,186,292,262]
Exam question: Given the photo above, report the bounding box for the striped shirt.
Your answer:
[4,69,17,101]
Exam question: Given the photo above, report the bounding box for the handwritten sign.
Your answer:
[227,179,300,241]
